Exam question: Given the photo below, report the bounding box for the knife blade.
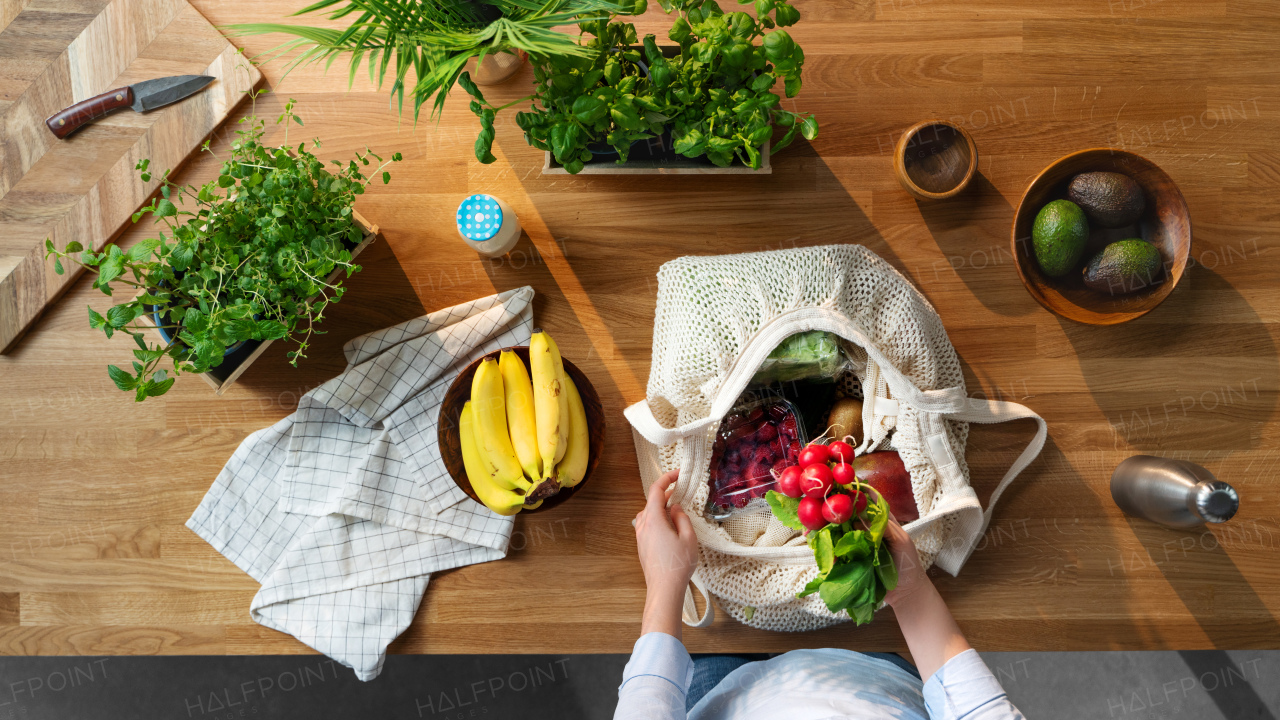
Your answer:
[44,75,215,139]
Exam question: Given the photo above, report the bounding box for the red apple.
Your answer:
[798,496,826,532]
[776,465,804,498]
[828,440,855,464]
[821,493,854,524]
[799,464,834,498]
[855,451,918,522]
[798,443,832,468]
[831,462,856,486]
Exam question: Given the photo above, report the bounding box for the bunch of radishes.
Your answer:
[774,440,874,531]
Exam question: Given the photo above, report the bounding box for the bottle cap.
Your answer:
[1194,481,1239,524]
[457,194,504,242]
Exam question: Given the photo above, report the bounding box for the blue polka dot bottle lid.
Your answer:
[457,194,504,242]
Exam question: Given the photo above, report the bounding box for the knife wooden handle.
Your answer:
[45,87,134,139]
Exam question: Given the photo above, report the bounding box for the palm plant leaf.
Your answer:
[229,0,626,119]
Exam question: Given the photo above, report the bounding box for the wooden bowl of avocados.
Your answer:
[437,346,605,513]
[1011,148,1191,325]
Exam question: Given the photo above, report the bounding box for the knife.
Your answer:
[44,75,216,139]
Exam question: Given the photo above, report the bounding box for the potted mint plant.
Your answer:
[45,98,401,401]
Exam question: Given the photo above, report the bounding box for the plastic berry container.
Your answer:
[706,393,807,519]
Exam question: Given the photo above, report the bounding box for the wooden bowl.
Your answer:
[437,346,605,512]
[1011,149,1191,325]
[894,120,978,200]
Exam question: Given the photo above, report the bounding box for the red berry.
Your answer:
[767,404,788,420]
[831,462,856,486]
[800,464,834,498]
[822,493,854,524]
[777,465,804,497]
[755,423,778,443]
[798,443,832,468]
[786,441,802,460]
[798,496,826,532]
[752,446,774,466]
[828,440,856,464]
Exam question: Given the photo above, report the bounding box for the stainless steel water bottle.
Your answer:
[1110,455,1239,529]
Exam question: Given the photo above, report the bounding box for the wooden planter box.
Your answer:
[136,210,380,395]
[543,138,771,175]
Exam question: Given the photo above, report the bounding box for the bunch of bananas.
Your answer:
[460,330,590,516]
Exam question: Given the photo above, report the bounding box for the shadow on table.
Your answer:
[1059,266,1278,454]
[917,170,1033,318]
[233,237,426,406]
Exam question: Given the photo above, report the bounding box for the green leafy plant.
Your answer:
[767,486,897,625]
[44,98,401,401]
[229,0,634,119]
[462,0,816,172]
[462,19,666,173]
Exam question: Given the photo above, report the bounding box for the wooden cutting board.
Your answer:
[0,0,261,352]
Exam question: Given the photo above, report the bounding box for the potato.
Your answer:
[826,398,863,445]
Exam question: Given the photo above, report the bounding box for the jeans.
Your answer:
[686,651,921,711]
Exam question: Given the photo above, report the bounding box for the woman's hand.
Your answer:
[634,469,699,638]
[882,515,932,609]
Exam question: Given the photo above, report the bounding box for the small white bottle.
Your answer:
[457,194,521,258]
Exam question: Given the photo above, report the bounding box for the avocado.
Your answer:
[1083,239,1163,295]
[1031,199,1089,277]
[1068,172,1146,228]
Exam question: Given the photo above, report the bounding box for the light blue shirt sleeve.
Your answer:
[613,632,694,720]
[924,649,1026,720]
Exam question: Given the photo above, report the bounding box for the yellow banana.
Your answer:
[555,373,589,488]
[530,330,570,477]
[470,358,532,493]
[499,350,541,480]
[460,402,524,516]
[523,498,544,510]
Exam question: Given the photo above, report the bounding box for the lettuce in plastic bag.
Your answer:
[750,331,846,385]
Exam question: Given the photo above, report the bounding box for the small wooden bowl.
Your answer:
[894,120,978,200]
[437,346,605,512]
[1011,148,1192,325]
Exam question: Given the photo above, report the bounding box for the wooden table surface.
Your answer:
[1,0,1278,658]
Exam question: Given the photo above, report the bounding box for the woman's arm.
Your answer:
[613,469,700,720]
[883,517,972,680]
[884,518,1026,719]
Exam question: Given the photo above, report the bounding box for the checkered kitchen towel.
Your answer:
[187,286,536,680]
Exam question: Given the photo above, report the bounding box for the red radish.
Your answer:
[798,443,832,468]
[828,440,855,463]
[821,493,854,524]
[800,464,833,498]
[777,465,804,498]
[831,462,856,486]
[798,496,826,532]
[851,488,868,514]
